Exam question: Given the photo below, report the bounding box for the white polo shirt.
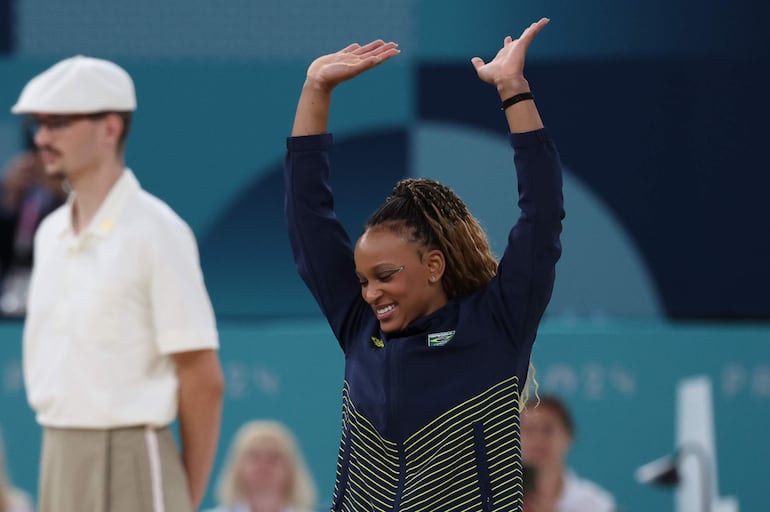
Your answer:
[23,170,219,429]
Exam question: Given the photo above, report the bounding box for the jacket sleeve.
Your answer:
[482,128,564,352]
[284,134,368,351]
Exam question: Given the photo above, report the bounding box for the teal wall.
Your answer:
[2,321,769,510]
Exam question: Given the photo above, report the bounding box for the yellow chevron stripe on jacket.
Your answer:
[332,376,523,512]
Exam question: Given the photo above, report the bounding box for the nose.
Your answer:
[363,284,383,304]
[33,124,50,147]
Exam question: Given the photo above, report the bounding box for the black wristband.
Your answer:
[501,92,534,111]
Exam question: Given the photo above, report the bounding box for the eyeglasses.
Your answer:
[26,112,109,134]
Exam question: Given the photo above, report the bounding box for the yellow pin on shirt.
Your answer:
[101,219,113,231]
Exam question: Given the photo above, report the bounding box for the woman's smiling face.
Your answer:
[354,228,447,334]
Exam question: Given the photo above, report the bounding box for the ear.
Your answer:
[423,248,446,283]
[102,113,124,149]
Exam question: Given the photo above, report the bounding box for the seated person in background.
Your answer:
[521,395,616,512]
[206,420,317,512]
[0,430,34,512]
[0,149,65,316]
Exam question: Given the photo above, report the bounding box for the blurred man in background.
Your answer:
[12,55,224,512]
[0,147,65,316]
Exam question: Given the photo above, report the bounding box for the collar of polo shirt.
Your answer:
[57,169,140,240]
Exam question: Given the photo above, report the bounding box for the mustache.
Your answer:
[38,145,61,156]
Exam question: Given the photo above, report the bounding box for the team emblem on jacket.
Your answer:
[427,330,456,347]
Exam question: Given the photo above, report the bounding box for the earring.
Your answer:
[430,275,437,282]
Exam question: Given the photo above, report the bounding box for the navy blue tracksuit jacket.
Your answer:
[285,128,564,512]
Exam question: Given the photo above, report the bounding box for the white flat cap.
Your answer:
[11,55,136,114]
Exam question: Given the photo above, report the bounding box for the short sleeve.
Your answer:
[148,210,218,354]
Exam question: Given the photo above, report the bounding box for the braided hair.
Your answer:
[365,178,498,298]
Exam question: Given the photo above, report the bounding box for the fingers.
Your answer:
[366,47,401,67]
[346,40,399,65]
[503,35,513,46]
[352,39,387,55]
[470,57,485,72]
[341,43,361,54]
[338,41,399,68]
[369,41,399,58]
[518,17,549,46]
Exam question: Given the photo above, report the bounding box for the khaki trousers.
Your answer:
[39,426,193,512]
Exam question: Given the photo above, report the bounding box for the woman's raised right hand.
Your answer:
[305,40,400,93]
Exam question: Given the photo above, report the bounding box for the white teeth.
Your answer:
[377,304,396,315]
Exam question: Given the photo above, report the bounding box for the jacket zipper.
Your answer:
[473,421,494,511]
[386,339,406,511]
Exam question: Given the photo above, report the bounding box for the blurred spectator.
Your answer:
[0,429,34,512]
[521,395,616,512]
[0,149,65,316]
[205,420,317,512]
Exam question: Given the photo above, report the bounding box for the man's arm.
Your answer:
[172,348,224,510]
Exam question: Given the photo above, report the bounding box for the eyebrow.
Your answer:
[376,264,404,271]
